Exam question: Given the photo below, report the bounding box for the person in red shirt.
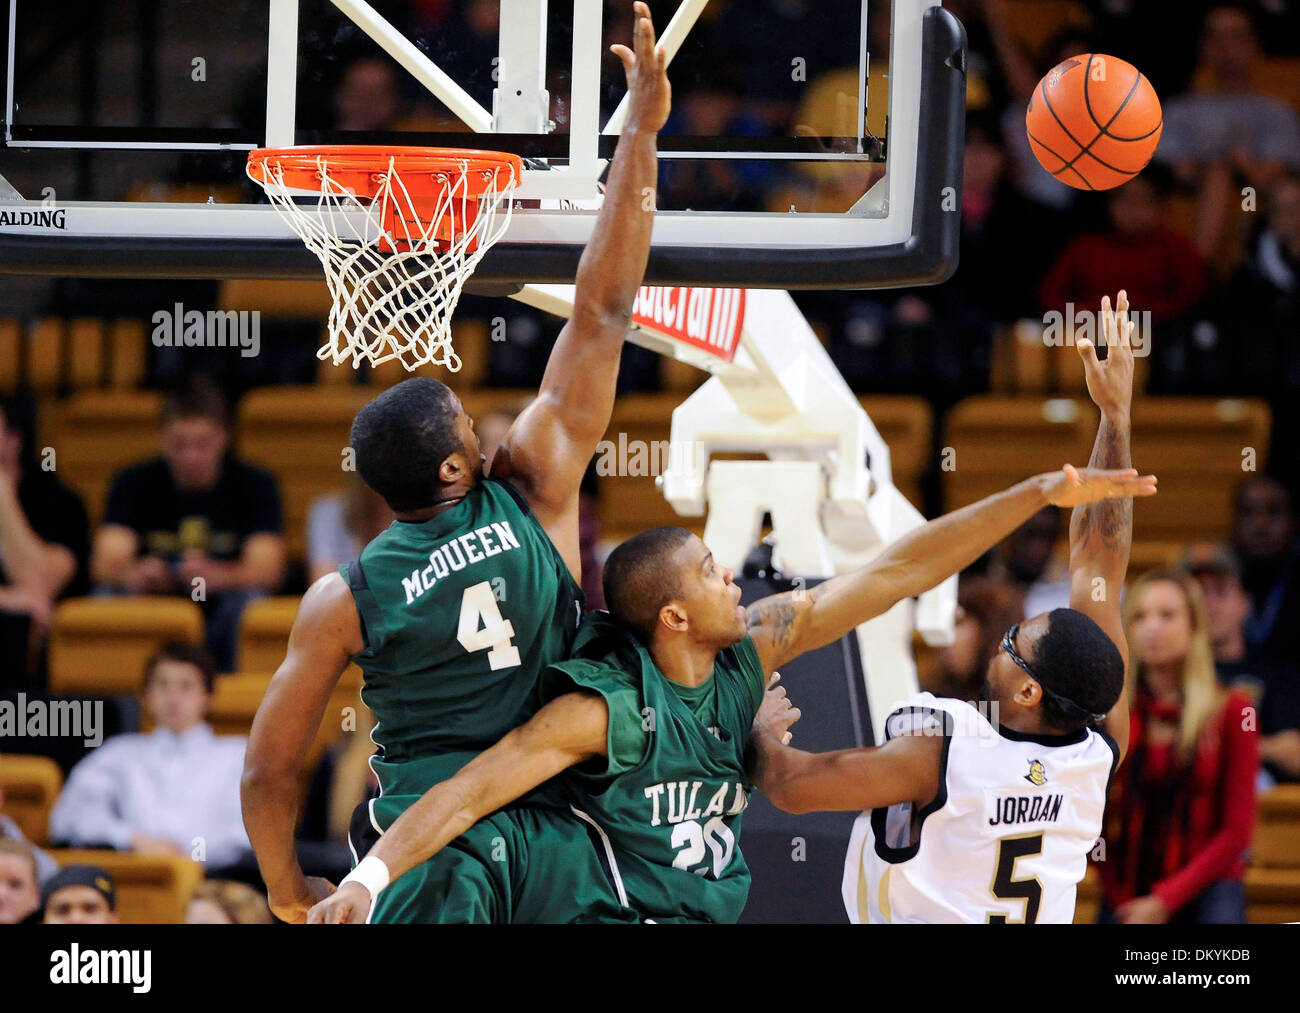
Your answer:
[1038,169,1208,329]
[1101,568,1258,923]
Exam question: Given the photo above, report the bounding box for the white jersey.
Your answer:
[842,693,1118,924]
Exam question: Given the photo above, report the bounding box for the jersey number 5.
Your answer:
[988,833,1044,924]
[457,581,521,670]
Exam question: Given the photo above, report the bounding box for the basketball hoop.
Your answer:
[247,145,523,372]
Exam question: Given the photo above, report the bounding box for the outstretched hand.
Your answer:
[611,2,671,133]
[1041,464,1156,508]
[756,672,802,745]
[1076,290,1137,417]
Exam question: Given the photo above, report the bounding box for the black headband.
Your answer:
[1002,623,1108,724]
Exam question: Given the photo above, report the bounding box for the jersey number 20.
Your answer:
[457,581,521,670]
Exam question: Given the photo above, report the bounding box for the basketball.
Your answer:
[1026,53,1163,191]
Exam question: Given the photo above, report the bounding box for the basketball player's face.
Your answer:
[673,536,747,646]
[980,614,1049,716]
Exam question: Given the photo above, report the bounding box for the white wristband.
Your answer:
[340,856,391,899]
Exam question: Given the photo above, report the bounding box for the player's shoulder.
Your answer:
[884,692,981,740]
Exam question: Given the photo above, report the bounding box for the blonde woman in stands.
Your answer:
[1099,570,1258,923]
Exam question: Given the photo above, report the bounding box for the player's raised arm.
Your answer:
[491,3,670,566]
[1068,291,1138,763]
[240,574,361,923]
[306,692,610,924]
[745,466,1157,673]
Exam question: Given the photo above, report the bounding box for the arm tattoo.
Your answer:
[1074,416,1132,550]
[746,593,805,653]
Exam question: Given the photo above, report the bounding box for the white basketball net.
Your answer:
[249,152,519,371]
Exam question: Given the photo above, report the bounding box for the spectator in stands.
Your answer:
[1218,173,1300,397]
[981,9,1099,213]
[1038,168,1207,329]
[980,505,1072,616]
[0,838,42,924]
[0,397,89,688]
[1101,570,1257,924]
[1185,542,1300,785]
[334,56,405,133]
[49,644,253,874]
[1155,4,1300,260]
[91,378,285,672]
[306,475,394,584]
[185,879,274,924]
[922,574,1024,701]
[41,864,118,924]
[0,783,59,883]
[1231,474,1300,663]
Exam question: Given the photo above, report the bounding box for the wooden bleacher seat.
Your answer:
[1126,541,1185,579]
[48,597,204,695]
[944,396,1270,548]
[26,318,63,395]
[207,672,369,783]
[1248,785,1300,922]
[942,396,1100,512]
[237,596,361,688]
[1128,397,1270,544]
[45,849,203,924]
[1254,784,1300,869]
[0,754,63,845]
[237,385,375,564]
[859,395,932,512]
[990,320,1151,396]
[54,390,163,531]
[66,318,107,390]
[108,319,148,389]
[218,278,332,321]
[236,596,301,673]
[1073,865,1102,924]
[0,318,20,394]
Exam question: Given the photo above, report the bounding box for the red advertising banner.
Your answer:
[631,286,746,363]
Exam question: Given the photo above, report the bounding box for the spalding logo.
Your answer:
[1048,58,1083,89]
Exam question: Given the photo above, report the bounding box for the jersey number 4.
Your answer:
[988,833,1044,924]
[457,581,521,671]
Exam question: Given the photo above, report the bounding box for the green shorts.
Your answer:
[356,797,638,924]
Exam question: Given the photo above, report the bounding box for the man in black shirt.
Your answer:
[1232,474,1300,664]
[91,378,285,671]
[1187,541,1300,784]
[0,398,89,687]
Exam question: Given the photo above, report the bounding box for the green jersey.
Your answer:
[344,477,583,797]
[539,613,767,923]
